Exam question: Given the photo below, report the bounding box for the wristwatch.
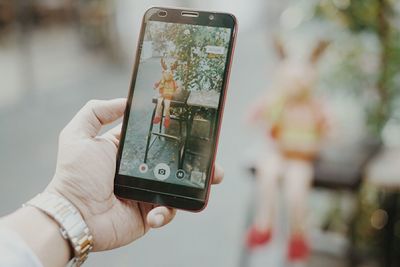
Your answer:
[24,192,94,266]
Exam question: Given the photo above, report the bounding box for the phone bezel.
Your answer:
[114,7,237,211]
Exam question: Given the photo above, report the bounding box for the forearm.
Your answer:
[0,206,71,267]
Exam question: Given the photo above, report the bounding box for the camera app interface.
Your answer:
[119,20,232,189]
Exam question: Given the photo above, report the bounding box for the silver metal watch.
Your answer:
[24,192,94,266]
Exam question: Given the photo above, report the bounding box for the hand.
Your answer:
[46,99,224,251]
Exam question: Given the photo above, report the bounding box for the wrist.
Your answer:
[46,177,90,223]
[26,192,94,266]
[1,206,71,267]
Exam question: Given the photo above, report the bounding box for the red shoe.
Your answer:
[153,115,161,124]
[164,116,171,128]
[246,226,272,250]
[287,234,310,262]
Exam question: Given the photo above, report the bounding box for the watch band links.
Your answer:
[24,192,93,266]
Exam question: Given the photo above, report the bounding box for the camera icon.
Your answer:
[154,163,170,181]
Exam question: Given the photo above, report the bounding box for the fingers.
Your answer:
[145,164,222,229]
[147,206,177,229]
[102,123,122,146]
[212,163,224,185]
[64,98,126,138]
[106,123,123,139]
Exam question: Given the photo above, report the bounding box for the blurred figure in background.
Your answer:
[246,38,330,262]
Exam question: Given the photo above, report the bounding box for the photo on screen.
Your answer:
[119,21,231,189]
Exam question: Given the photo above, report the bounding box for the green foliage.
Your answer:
[316,0,380,32]
[146,22,231,92]
[316,0,400,136]
[352,183,383,255]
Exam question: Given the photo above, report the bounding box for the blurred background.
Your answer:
[0,0,399,266]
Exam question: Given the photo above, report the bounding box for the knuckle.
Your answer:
[86,99,99,108]
[59,127,68,140]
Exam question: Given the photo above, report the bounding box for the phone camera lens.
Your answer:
[209,14,214,20]
[158,10,167,17]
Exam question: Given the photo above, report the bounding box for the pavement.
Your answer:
[0,24,347,267]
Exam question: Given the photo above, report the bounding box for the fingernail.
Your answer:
[153,214,164,227]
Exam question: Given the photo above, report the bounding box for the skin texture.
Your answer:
[1,98,223,267]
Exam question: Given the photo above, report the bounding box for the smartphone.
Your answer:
[114,7,237,211]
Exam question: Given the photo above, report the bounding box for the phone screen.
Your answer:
[116,8,235,202]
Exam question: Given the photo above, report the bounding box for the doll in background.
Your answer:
[153,58,179,128]
[246,39,330,262]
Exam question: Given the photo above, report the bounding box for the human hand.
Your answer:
[46,99,224,251]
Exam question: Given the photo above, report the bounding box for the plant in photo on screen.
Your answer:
[146,23,230,123]
[153,58,179,128]
[170,25,229,93]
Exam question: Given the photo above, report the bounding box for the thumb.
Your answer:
[63,99,126,138]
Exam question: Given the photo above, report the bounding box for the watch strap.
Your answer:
[25,192,93,266]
